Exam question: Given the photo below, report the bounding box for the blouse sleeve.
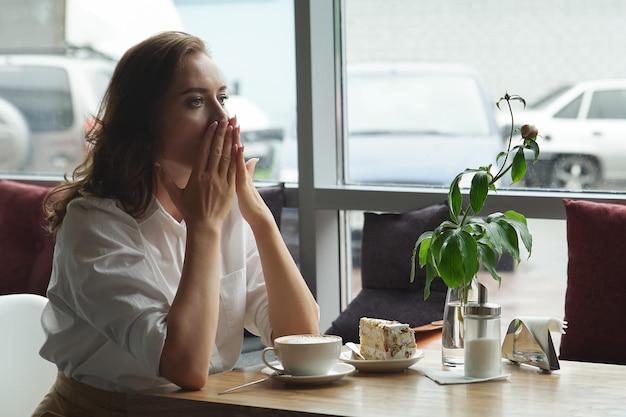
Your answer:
[52,198,169,374]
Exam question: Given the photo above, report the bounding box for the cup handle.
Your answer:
[261,347,283,373]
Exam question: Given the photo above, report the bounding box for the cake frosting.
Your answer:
[358,317,416,360]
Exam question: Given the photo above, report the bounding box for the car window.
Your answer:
[587,90,626,119]
[347,72,491,136]
[0,65,73,132]
[554,93,582,119]
[529,85,572,110]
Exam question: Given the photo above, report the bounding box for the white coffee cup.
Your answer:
[261,334,342,376]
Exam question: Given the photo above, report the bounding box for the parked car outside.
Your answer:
[0,96,29,171]
[0,52,282,180]
[511,79,626,189]
[346,61,504,186]
[279,61,505,186]
[0,51,116,175]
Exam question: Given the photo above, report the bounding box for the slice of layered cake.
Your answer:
[359,317,417,360]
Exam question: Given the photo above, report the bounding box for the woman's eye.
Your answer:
[218,94,229,106]
[189,97,204,107]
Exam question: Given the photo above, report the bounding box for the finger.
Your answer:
[207,118,229,173]
[227,143,238,186]
[194,120,218,174]
[228,115,242,148]
[218,125,234,176]
[234,144,247,179]
[246,157,259,178]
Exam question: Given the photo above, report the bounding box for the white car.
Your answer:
[279,62,505,187]
[513,79,626,189]
[0,52,115,175]
[346,61,503,186]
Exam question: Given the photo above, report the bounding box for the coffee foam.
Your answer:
[278,335,340,344]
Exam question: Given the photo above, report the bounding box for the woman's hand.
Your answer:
[157,118,237,230]
[158,118,238,389]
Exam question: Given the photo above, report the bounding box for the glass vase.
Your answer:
[441,276,479,367]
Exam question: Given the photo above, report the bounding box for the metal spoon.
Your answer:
[218,371,282,394]
[345,342,365,360]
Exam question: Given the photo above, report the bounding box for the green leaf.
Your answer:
[511,147,527,184]
[481,212,511,254]
[525,139,540,163]
[504,211,533,255]
[509,95,527,108]
[477,242,502,285]
[469,171,489,214]
[411,234,429,283]
[423,263,437,300]
[413,231,433,267]
[495,219,521,262]
[448,175,462,221]
[436,229,479,288]
[503,210,527,225]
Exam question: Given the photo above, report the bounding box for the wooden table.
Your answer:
[128,349,626,417]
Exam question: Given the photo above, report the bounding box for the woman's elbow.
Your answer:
[161,365,208,390]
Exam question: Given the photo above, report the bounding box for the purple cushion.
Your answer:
[561,199,626,364]
[360,202,450,293]
[0,180,55,296]
[325,202,449,343]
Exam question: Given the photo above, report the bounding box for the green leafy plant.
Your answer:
[410,93,540,300]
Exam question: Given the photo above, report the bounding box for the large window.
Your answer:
[2,0,626,333]
[299,0,626,330]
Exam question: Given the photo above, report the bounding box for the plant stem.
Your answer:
[455,95,517,224]
[492,96,519,184]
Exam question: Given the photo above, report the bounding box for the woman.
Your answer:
[32,31,319,416]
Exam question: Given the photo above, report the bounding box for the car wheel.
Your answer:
[551,155,600,190]
[0,97,30,171]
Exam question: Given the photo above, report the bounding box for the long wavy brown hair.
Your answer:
[44,31,208,232]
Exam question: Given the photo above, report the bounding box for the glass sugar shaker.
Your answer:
[463,283,502,378]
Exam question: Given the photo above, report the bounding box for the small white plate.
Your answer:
[261,362,356,385]
[340,345,425,373]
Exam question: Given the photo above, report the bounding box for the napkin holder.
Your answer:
[501,317,565,373]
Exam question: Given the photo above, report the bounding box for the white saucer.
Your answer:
[261,362,356,385]
[340,345,425,373]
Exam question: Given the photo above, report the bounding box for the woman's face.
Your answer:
[157,52,229,179]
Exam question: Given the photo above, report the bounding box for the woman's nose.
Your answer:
[211,103,229,123]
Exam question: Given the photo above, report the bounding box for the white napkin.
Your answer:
[420,368,510,385]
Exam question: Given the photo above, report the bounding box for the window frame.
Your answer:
[292,0,626,331]
[5,0,626,332]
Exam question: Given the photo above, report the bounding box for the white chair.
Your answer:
[0,294,57,416]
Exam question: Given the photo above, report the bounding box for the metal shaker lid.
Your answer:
[464,302,501,317]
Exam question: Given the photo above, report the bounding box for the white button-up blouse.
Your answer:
[40,196,273,392]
